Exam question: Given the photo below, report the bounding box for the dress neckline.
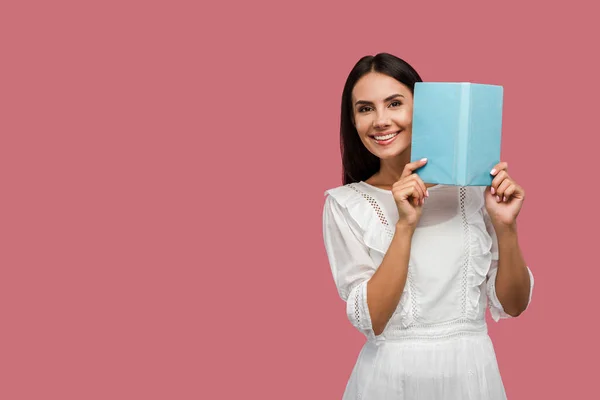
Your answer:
[358,181,442,194]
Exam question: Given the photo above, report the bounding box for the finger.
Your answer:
[414,174,429,198]
[490,161,508,177]
[397,181,425,203]
[505,184,525,201]
[503,184,517,202]
[400,180,425,201]
[414,180,426,201]
[496,179,512,202]
[393,184,418,206]
[491,170,510,194]
[400,158,428,179]
[394,185,421,207]
[404,174,429,198]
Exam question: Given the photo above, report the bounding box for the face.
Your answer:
[351,72,413,160]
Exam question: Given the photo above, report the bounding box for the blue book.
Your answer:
[410,82,503,186]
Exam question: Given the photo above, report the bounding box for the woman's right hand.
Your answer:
[392,158,429,229]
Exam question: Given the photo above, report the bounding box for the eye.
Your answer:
[358,106,373,113]
[389,100,402,107]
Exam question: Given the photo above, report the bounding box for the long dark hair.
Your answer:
[340,53,423,185]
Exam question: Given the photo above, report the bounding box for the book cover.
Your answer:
[410,82,503,186]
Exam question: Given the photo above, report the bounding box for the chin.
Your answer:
[369,142,410,160]
[378,151,404,160]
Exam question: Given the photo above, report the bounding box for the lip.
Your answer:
[369,130,399,138]
[370,130,401,146]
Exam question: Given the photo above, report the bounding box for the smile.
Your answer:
[370,130,400,145]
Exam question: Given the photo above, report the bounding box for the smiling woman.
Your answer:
[339,54,423,187]
[322,53,534,399]
[353,76,412,158]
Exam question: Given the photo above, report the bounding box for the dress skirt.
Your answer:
[343,331,506,400]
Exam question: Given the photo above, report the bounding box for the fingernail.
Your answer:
[426,190,430,197]
[503,196,507,202]
[496,195,501,202]
[491,187,495,195]
[421,158,427,162]
[490,168,496,175]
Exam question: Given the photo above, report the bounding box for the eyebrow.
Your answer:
[355,94,404,107]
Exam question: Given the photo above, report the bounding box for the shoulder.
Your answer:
[323,182,393,253]
[322,184,364,241]
[322,182,376,231]
[323,183,365,210]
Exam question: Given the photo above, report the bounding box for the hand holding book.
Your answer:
[484,162,526,228]
[392,158,429,230]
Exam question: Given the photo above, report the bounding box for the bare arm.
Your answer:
[366,158,428,335]
[494,223,531,316]
[366,223,414,335]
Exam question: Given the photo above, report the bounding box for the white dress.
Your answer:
[322,181,534,399]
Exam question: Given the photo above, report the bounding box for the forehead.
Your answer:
[352,72,411,101]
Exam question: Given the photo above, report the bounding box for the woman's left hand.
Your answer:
[484,162,525,228]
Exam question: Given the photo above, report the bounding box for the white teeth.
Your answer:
[373,132,399,141]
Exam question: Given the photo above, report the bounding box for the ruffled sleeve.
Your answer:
[482,207,535,322]
[322,191,378,340]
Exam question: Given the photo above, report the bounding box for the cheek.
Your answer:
[397,109,413,127]
[354,116,369,134]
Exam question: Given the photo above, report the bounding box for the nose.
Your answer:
[372,110,391,129]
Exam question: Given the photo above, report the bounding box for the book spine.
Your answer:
[456,83,470,186]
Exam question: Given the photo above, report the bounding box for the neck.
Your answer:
[377,148,411,183]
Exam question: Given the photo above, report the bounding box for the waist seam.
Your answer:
[374,319,488,342]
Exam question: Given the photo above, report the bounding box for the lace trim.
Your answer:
[353,287,361,327]
[383,328,488,342]
[459,187,470,316]
[387,317,478,330]
[379,318,487,341]
[348,184,394,240]
[408,266,418,322]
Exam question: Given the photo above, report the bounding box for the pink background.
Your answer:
[1,1,597,398]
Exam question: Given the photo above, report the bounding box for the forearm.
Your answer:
[494,223,531,316]
[366,223,414,335]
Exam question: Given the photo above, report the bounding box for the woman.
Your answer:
[322,53,534,399]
